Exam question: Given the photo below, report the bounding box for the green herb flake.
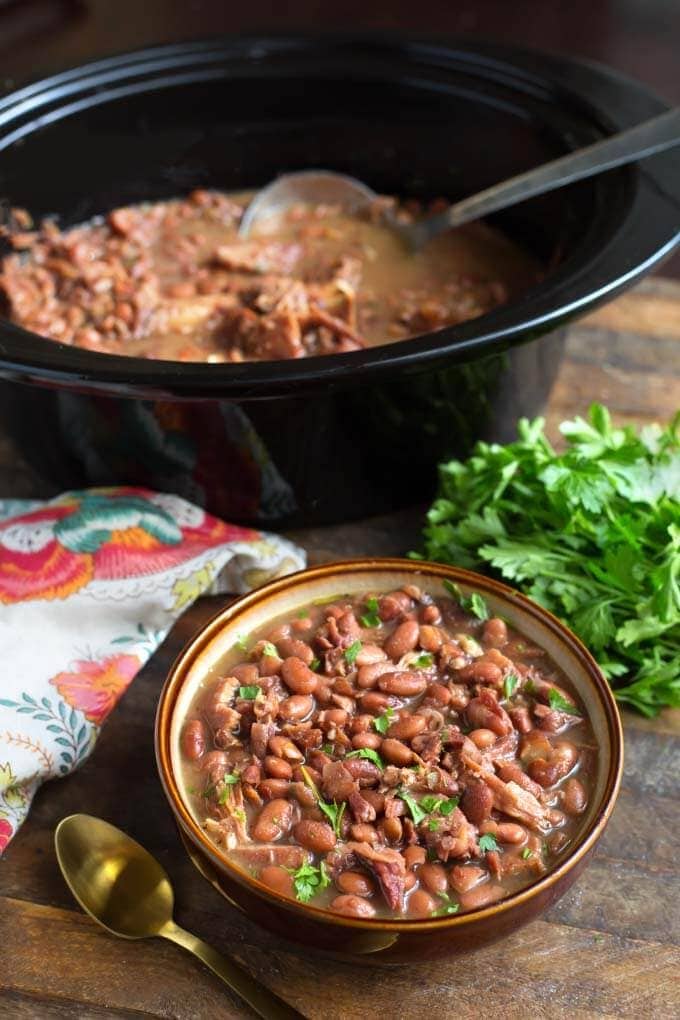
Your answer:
[397,788,427,825]
[373,706,396,735]
[234,633,249,653]
[427,818,440,831]
[260,641,278,659]
[300,765,345,836]
[548,688,582,716]
[441,579,489,620]
[410,652,434,669]
[288,861,331,903]
[344,640,363,665]
[521,847,533,860]
[503,673,519,700]
[593,933,605,944]
[439,796,460,816]
[420,795,444,814]
[433,892,460,917]
[345,747,385,770]
[360,597,381,628]
[415,404,680,717]
[310,656,321,672]
[322,743,334,755]
[478,833,500,853]
[238,685,260,700]
[297,609,309,619]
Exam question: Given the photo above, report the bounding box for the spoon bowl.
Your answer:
[55,814,174,939]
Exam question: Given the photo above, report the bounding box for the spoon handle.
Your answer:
[413,106,680,244]
[161,921,304,1019]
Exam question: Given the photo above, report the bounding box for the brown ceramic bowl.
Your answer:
[155,558,623,963]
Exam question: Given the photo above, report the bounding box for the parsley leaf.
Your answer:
[345,748,384,770]
[238,685,260,700]
[344,640,362,665]
[410,652,434,669]
[417,405,680,716]
[300,766,345,836]
[521,847,533,860]
[548,688,582,716]
[310,656,321,672]
[373,706,396,735]
[397,788,427,825]
[478,833,499,853]
[297,609,309,619]
[433,891,460,916]
[503,673,519,700]
[442,579,489,620]
[234,633,249,652]
[439,796,459,816]
[260,641,278,659]
[288,861,330,903]
[360,597,381,628]
[427,819,440,831]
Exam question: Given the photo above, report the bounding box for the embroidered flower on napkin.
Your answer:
[0,487,305,852]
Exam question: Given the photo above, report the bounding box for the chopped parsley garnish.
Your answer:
[478,833,500,853]
[234,633,249,652]
[548,688,582,715]
[218,775,239,804]
[310,656,321,672]
[521,847,533,860]
[373,706,396,735]
[417,404,680,717]
[433,892,460,916]
[442,580,489,620]
[297,609,309,619]
[439,797,459,816]
[344,639,362,665]
[260,641,278,659]
[397,788,427,825]
[427,819,440,831]
[360,596,381,628]
[300,765,346,836]
[420,794,459,820]
[322,742,334,755]
[503,673,519,700]
[410,652,434,669]
[288,861,330,903]
[524,678,536,696]
[345,747,384,770]
[419,795,444,813]
[238,685,260,700]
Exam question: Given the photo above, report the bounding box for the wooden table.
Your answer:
[1,278,679,1019]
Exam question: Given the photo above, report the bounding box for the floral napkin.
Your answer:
[0,487,305,853]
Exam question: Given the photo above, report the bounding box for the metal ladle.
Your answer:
[55,813,303,1020]
[239,107,680,248]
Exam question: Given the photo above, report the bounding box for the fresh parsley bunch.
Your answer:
[418,404,679,716]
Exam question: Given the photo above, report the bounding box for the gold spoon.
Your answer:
[55,813,303,1020]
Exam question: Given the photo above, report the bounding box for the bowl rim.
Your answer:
[155,556,623,932]
[0,34,678,397]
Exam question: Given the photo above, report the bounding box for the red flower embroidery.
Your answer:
[50,653,141,726]
[0,817,14,854]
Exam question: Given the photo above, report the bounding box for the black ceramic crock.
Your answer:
[0,36,678,524]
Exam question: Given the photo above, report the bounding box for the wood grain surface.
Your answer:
[0,277,679,1019]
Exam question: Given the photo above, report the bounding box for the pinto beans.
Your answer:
[260,865,295,898]
[403,846,426,869]
[380,738,414,766]
[252,799,293,842]
[331,894,376,918]
[231,663,260,685]
[268,735,305,763]
[293,819,337,853]
[379,592,412,621]
[344,758,382,786]
[351,731,383,751]
[181,719,206,761]
[424,683,451,708]
[458,659,503,686]
[408,889,438,917]
[483,617,508,647]
[382,816,403,842]
[258,778,291,800]
[281,656,318,695]
[420,604,442,625]
[562,777,587,815]
[459,883,505,911]
[418,862,448,896]
[357,661,393,688]
[449,865,487,894]
[387,714,427,742]
[468,728,497,749]
[418,625,444,652]
[384,620,420,659]
[264,756,293,780]
[278,694,314,722]
[275,637,314,664]
[361,789,385,815]
[496,823,528,845]
[336,871,375,897]
[351,823,379,844]
[360,691,395,714]
[460,780,494,825]
[378,672,427,697]
[355,643,388,666]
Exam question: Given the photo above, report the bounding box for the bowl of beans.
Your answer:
[156,558,622,962]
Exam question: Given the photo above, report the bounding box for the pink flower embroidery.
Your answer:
[0,817,13,854]
[50,654,141,726]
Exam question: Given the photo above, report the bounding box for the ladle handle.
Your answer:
[412,106,680,245]
[162,921,305,1019]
